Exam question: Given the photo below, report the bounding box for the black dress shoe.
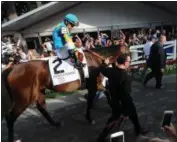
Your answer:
[135,127,148,136]
[142,79,147,87]
[97,137,106,142]
[155,84,164,89]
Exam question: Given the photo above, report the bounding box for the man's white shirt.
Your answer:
[45,42,53,51]
[143,41,153,58]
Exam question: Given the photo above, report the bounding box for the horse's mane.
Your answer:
[89,46,120,58]
[89,45,131,58]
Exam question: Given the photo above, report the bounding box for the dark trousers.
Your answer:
[143,67,163,88]
[141,59,149,78]
[97,100,141,141]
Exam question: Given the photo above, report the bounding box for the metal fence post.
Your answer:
[173,40,177,60]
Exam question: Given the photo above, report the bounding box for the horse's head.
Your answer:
[13,55,21,64]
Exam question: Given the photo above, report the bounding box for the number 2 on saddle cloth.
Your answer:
[52,50,85,74]
[52,59,62,74]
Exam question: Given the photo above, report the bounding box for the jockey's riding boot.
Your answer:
[68,49,83,68]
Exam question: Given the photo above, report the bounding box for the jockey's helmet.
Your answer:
[64,14,79,27]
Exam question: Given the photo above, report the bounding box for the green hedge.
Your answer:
[132,63,176,81]
[45,89,59,98]
[45,89,79,99]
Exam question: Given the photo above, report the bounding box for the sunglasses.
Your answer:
[70,23,75,27]
[70,22,79,27]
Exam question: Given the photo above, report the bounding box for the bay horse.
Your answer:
[1,46,130,142]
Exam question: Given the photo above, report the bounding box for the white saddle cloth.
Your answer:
[48,50,89,86]
[49,56,80,86]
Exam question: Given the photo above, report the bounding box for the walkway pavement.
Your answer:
[1,75,177,142]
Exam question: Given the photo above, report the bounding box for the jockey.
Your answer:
[53,13,82,67]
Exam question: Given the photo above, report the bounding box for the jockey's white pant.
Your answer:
[54,48,69,59]
[54,45,89,78]
[54,43,75,59]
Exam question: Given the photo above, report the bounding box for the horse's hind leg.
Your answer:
[5,112,16,142]
[36,90,62,127]
[6,103,27,142]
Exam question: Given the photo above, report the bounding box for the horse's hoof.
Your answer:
[14,140,22,142]
[85,114,95,124]
[59,120,64,127]
[55,120,64,128]
[85,114,90,121]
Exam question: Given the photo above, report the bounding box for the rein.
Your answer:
[86,49,119,66]
[86,49,105,60]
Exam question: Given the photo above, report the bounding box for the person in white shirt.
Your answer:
[42,38,53,56]
[73,35,86,51]
[141,36,156,79]
[144,40,153,59]
[16,48,28,62]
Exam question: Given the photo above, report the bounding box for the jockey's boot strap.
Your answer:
[68,49,77,62]
[68,49,86,87]
[68,49,85,69]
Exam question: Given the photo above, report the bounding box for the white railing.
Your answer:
[130,40,177,66]
[27,40,177,66]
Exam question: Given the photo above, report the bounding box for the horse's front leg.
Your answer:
[36,90,63,127]
[85,84,97,124]
[6,113,15,142]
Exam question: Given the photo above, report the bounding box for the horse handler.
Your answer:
[97,53,148,142]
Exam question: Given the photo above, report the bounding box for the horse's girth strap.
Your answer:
[77,67,85,87]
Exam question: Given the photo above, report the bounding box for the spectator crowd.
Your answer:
[1,27,177,70]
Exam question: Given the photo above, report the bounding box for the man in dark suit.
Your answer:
[97,54,148,142]
[143,35,167,89]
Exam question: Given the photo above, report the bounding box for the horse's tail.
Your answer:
[1,67,13,120]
